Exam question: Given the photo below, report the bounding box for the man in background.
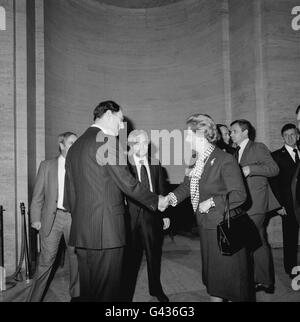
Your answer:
[125,130,170,302]
[27,132,79,302]
[230,119,279,293]
[270,123,299,279]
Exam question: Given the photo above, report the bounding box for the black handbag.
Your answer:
[217,194,262,256]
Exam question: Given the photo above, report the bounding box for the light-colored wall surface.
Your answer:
[44,0,227,183]
[0,0,17,274]
[0,0,45,274]
[0,0,299,272]
[263,0,300,151]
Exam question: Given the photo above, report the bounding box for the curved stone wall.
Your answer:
[44,0,225,182]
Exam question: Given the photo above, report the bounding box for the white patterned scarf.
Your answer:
[189,144,215,213]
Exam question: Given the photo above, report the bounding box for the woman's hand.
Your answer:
[199,198,215,213]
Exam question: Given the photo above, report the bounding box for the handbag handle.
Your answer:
[223,193,231,229]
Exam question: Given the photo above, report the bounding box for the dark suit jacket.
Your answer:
[239,141,279,216]
[172,147,247,229]
[291,164,300,224]
[269,146,298,215]
[30,158,59,237]
[64,127,158,250]
[127,158,168,231]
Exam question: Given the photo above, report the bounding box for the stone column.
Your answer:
[0,0,44,274]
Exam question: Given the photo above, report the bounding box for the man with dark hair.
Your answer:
[27,132,79,302]
[93,100,121,121]
[64,101,165,301]
[230,120,279,293]
[216,124,235,154]
[269,123,299,278]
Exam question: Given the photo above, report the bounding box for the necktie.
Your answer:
[294,148,300,165]
[234,146,241,162]
[140,161,150,191]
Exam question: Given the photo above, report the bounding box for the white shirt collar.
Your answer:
[91,124,114,136]
[285,144,297,153]
[133,154,148,166]
[238,138,249,150]
[285,144,299,162]
[58,154,65,162]
[132,154,153,192]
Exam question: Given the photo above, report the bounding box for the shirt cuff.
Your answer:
[168,192,178,207]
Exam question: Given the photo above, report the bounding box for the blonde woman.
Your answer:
[166,114,251,302]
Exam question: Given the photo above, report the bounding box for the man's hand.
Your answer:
[31,221,41,231]
[158,195,169,212]
[163,217,170,230]
[242,166,251,177]
[277,207,287,216]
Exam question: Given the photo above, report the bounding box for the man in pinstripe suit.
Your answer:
[64,101,164,302]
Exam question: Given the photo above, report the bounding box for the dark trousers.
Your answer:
[125,216,164,301]
[27,211,80,302]
[76,247,124,302]
[282,213,299,274]
[250,213,274,286]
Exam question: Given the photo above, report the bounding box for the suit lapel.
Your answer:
[282,146,297,167]
[52,157,59,200]
[199,149,218,184]
[131,164,139,179]
[129,156,156,192]
[240,140,252,165]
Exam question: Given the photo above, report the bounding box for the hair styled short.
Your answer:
[186,113,218,144]
[230,119,256,141]
[281,123,297,136]
[128,129,149,145]
[58,131,77,152]
[93,100,121,121]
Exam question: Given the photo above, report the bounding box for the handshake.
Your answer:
[158,195,171,212]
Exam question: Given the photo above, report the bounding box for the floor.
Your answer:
[1,233,300,302]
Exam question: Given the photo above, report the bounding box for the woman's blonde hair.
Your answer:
[186,113,218,143]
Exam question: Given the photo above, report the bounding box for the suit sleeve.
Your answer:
[30,161,46,223]
[63,156,76,213]
[214,154,247,210]
[248,143,279,178]
[98,137,158,212]
[158,164,168,196]
[268,152,283,206]
[171,175,191,205]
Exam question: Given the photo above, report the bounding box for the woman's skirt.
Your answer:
[198,224,253,302]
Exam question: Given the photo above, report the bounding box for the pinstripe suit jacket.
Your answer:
[64,127,158,250]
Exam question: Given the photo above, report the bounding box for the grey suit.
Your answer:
[239,140,279,287]
[27,157,79,302]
